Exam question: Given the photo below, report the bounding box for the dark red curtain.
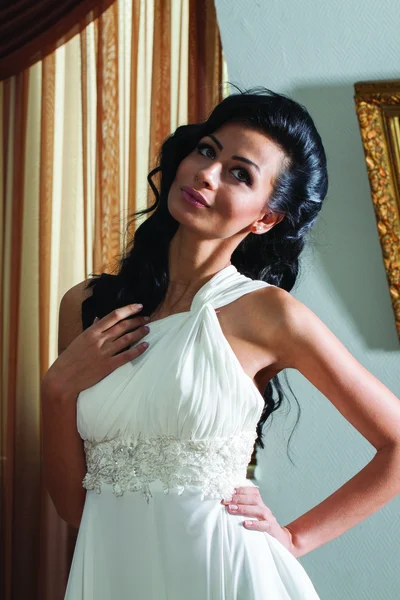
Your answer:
[0,0,115,80]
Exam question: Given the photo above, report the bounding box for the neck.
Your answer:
[166,229,232,298]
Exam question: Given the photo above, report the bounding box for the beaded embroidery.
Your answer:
[82,431,257,504]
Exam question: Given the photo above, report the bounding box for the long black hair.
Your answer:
[84,84,328,461]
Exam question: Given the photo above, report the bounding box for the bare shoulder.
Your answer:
[251,283,356,372]
[249,284,324,370]
[252,284,400,451]
[58,279,94,355]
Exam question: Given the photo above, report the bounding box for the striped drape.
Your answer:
[0,1,228,598]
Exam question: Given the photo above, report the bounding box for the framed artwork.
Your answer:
[354,79,400,340]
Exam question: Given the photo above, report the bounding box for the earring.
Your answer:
[256,225,262,232]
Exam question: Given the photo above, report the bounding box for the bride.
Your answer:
[41,86,400,599]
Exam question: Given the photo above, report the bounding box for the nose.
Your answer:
[195,163,220,190]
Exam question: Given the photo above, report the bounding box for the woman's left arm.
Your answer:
[224,290,400,558]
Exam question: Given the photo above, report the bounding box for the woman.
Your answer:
[41,87,400,599]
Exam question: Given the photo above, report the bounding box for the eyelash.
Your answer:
[195,142,253,186]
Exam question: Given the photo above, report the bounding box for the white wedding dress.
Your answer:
[64,264,320,599]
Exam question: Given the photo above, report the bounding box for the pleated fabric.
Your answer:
[65,265,320,599]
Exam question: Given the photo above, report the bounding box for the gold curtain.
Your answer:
[0,1,228,598]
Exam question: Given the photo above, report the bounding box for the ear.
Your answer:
[253,212,284,233]
[251,211,285,234]
[264,212,285,227]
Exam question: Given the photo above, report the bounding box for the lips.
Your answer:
[181,186,210,207]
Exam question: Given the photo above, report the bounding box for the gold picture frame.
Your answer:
[354,80,400,340]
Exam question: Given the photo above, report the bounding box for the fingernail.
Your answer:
[228,504,238,511]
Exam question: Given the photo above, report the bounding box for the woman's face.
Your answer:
[168,121,287,238]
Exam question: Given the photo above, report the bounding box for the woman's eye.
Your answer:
[196,143,215,158]
[231,168,252,185]
[196,143,252,186]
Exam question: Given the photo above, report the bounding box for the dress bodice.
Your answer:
[77,265,272,503]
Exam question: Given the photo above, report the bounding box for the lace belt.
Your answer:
[82,430,257,503]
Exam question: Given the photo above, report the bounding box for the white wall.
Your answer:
[215,1,400,598]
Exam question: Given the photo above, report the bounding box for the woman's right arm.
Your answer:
[41,280,91,529]
[41,282,150,529]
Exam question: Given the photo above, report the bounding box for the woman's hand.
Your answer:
[221,486,296,554]
[44,304,151,398]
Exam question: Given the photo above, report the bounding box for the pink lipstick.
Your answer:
[181,186,210,208]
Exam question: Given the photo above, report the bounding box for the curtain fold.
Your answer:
[0,0,116,81]
[0,1,228,598]
[94,2,122,271]
[188,0,223,123]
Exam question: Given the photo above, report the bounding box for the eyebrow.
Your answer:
[207,134,261,173]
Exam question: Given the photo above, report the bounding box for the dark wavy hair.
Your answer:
[84,84,328,462]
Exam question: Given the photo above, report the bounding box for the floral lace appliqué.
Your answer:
[82,431,257,504]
